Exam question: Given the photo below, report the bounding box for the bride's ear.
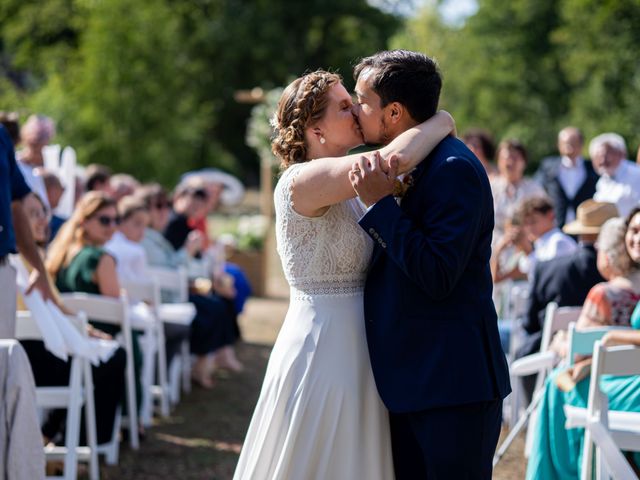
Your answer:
[311,127,325,144]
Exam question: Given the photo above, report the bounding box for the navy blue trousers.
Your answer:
[389,398,502,480]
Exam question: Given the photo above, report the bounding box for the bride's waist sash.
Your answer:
[289,276,365,301]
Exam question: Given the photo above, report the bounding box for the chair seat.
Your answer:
[564,405,640,433]
[36,387,85,409]
[158,303,195,325]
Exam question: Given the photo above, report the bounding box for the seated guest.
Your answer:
[105,196,149,282]
[84,164,113,195]
[139,184,242,387]
[16,192,125,445]
[106,194,189,369]
[592,132,640,217]
[491,212,530,284]
[463,128,497,178]
[109,174,140,202]
[525,210,640,479]
[490,139,545,245]
[517,196,577,276]
[517,201,617,400]
[535,127,598,229]
[163,182,208,252]
[38,169,67,241]
[46,191,144,412]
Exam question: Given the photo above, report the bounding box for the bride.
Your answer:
[233,70,454,479]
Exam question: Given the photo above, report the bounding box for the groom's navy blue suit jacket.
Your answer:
[359,136,511,413]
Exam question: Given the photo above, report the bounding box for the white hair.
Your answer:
[598,217,633,274]
[589,132,628,159]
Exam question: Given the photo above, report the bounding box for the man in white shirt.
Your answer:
[517,196,577,275]
[535,127,598,228]
[591,132,640,217]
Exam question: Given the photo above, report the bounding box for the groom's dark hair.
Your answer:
[354,50,442,123]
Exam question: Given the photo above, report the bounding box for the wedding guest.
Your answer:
[591,132,640,217]
[517,196,577,276]
[490,139,545,243]
[0,111,20,145]
[525,210,640,479]
[517,201,616,400]
[16,192,126,445]
[0,124,54,338]
[139,184,242,387]
[39,169,67,241]
[109,173,140,202]
[463,128,497,178]
[535,127,599,229]
[15,114,54,208]
[84,163,113,194]
[46,191,143,410]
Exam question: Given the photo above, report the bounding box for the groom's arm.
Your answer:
[358,157,484,300]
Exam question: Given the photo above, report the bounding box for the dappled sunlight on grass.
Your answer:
[156,433,242,454]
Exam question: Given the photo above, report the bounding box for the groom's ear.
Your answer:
[385,102,405,125]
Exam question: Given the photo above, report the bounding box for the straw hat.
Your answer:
[562,200,619,235]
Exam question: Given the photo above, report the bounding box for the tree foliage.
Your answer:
[0,0,398,185]
[394,0,640,165]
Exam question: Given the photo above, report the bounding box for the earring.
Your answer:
[319,136,326,144]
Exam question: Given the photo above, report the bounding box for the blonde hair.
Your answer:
[271,70,341,169]
[598,217,635,276]
[46,191,117,276]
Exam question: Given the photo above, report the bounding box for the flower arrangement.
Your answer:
[234,214,270,251]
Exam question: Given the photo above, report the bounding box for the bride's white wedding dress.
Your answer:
[234,163,394,480]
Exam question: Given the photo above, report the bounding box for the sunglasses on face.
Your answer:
[96,215,120,227]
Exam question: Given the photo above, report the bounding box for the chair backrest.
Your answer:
[119,279,160,306]
[59,292,129,326]
[567,322,632,366]
[540,303,582,352]
[16,310,88,341]
[147,266,188,302]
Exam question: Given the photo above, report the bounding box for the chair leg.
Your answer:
[83,360,100,480]
[139,328,157,427]
[63,359,82,480]
[156,322,170,418]
[180,340,191,394]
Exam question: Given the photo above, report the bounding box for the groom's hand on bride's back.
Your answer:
[349,151,399,208]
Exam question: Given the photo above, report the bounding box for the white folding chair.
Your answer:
[494,302,582,466]
[147,266,193,404]
[59,292,139,463]
[582,342,640,480]
[558,325,639,479]
[16,310,99,480]
[120,279,170,423]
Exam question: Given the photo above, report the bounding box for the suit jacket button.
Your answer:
[381,242,387,248]
[369,227,375,235]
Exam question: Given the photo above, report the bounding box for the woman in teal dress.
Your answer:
[526,208,640,479]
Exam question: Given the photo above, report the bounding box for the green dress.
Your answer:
[56,245,143,411]
[525,303,640,479]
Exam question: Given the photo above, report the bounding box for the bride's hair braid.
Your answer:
[271,70,341,169]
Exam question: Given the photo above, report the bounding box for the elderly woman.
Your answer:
[525,210,640,479]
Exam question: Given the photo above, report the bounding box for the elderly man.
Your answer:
[535,127,599,228]
[592,132,640,217]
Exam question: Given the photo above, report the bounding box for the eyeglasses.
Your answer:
[96,215,120,227]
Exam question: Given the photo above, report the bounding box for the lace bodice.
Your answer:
[274,163,374,298]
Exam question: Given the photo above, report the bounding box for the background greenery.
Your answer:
[1,0,638,184]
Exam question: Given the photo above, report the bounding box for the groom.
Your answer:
[350,50,511,479]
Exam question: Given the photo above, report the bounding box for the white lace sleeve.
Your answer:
[274,163,304,217]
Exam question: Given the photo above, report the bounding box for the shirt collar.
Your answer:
[560,155,583,169]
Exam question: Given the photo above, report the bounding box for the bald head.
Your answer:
[558,127,584,161]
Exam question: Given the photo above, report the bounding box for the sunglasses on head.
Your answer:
[96,215,120,227]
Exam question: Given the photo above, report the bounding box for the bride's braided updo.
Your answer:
[271,70,342,169]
